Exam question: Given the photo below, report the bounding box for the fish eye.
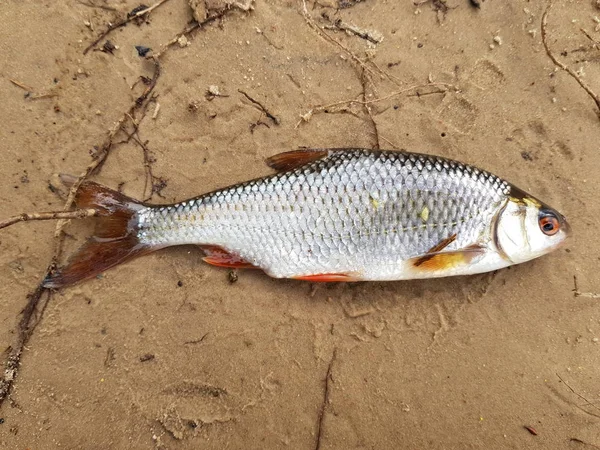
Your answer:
[538,211,560,236]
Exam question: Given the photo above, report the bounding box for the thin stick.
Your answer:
[556,373,600,416]
[331,82,453,110]
[378,133,400,149]
[541,4,600,117]
[300,0,377,79]
[83,0,173,54]
[130,132,166,201]
[362,82,456,105]
[0,285,50,405]
[9,79,35,92]
[361,68,380,149]
[152,8,236,59]
[580,28,600,47]
[407,88,448,97]
[322,13,383,45]
[573,276,600,299]
[314,348,337,450]
[239,90,280,125]
[296,82,455,127]
[9,79,58,99]
[0,209,98,231]
[136,56,161,106]
[570,438,600,449]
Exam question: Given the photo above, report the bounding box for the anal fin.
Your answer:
[199,245,258,269]
[293,273,359,282]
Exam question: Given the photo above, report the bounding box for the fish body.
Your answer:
[43,149,569,288]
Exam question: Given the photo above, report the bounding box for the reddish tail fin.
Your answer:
[43,181,151,288]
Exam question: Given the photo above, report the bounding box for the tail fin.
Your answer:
[43,181,151,289]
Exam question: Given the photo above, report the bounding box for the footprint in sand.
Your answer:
[437,59,506,134]
[509,119,575,162]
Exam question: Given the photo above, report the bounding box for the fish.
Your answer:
[42,148,570,288]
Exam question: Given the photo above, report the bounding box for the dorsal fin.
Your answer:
[265,149,330,172]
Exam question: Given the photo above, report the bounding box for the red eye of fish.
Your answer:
[539,214,559,236]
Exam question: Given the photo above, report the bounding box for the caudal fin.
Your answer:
[43,181,151,288]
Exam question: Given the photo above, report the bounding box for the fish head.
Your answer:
[493,188,570,264]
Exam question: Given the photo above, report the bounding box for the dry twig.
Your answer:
[556,373,600,418]
[541,4,600,118]
[9,79,58,99]
[407,88,448,97]
[239,90,280,125]
[9,79,34,92]
[322,13,383,45]
[83,0,173,54]
[573,276,600,299]
[296,82,456,127]
[314,348,337,450]
[301,0,377,78]
[152,6,243,58]
[580,28,600,48]
[570,438,600,449]
[360,69,380,149]
[0,209,98,231]
[377,133,400,148]
[0,285,51,405]
[130,132,167,201]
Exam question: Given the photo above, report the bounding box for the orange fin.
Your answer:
[413,234,457,267]
[200,245,258,269]
[44,237,151,288]
[293,273,358,282]
[265,149,329,172]
[43,182,150,288]
[411,244,485,271]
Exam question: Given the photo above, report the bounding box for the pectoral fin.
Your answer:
[411,238,485,272]
[413,234,457,267]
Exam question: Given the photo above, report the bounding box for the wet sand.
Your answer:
[1,0,599,448]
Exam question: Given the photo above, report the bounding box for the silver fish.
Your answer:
[43,149,569,287]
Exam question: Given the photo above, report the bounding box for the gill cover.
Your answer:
[493,191,569,264]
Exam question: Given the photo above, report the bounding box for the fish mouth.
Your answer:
[558,212,571,237]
